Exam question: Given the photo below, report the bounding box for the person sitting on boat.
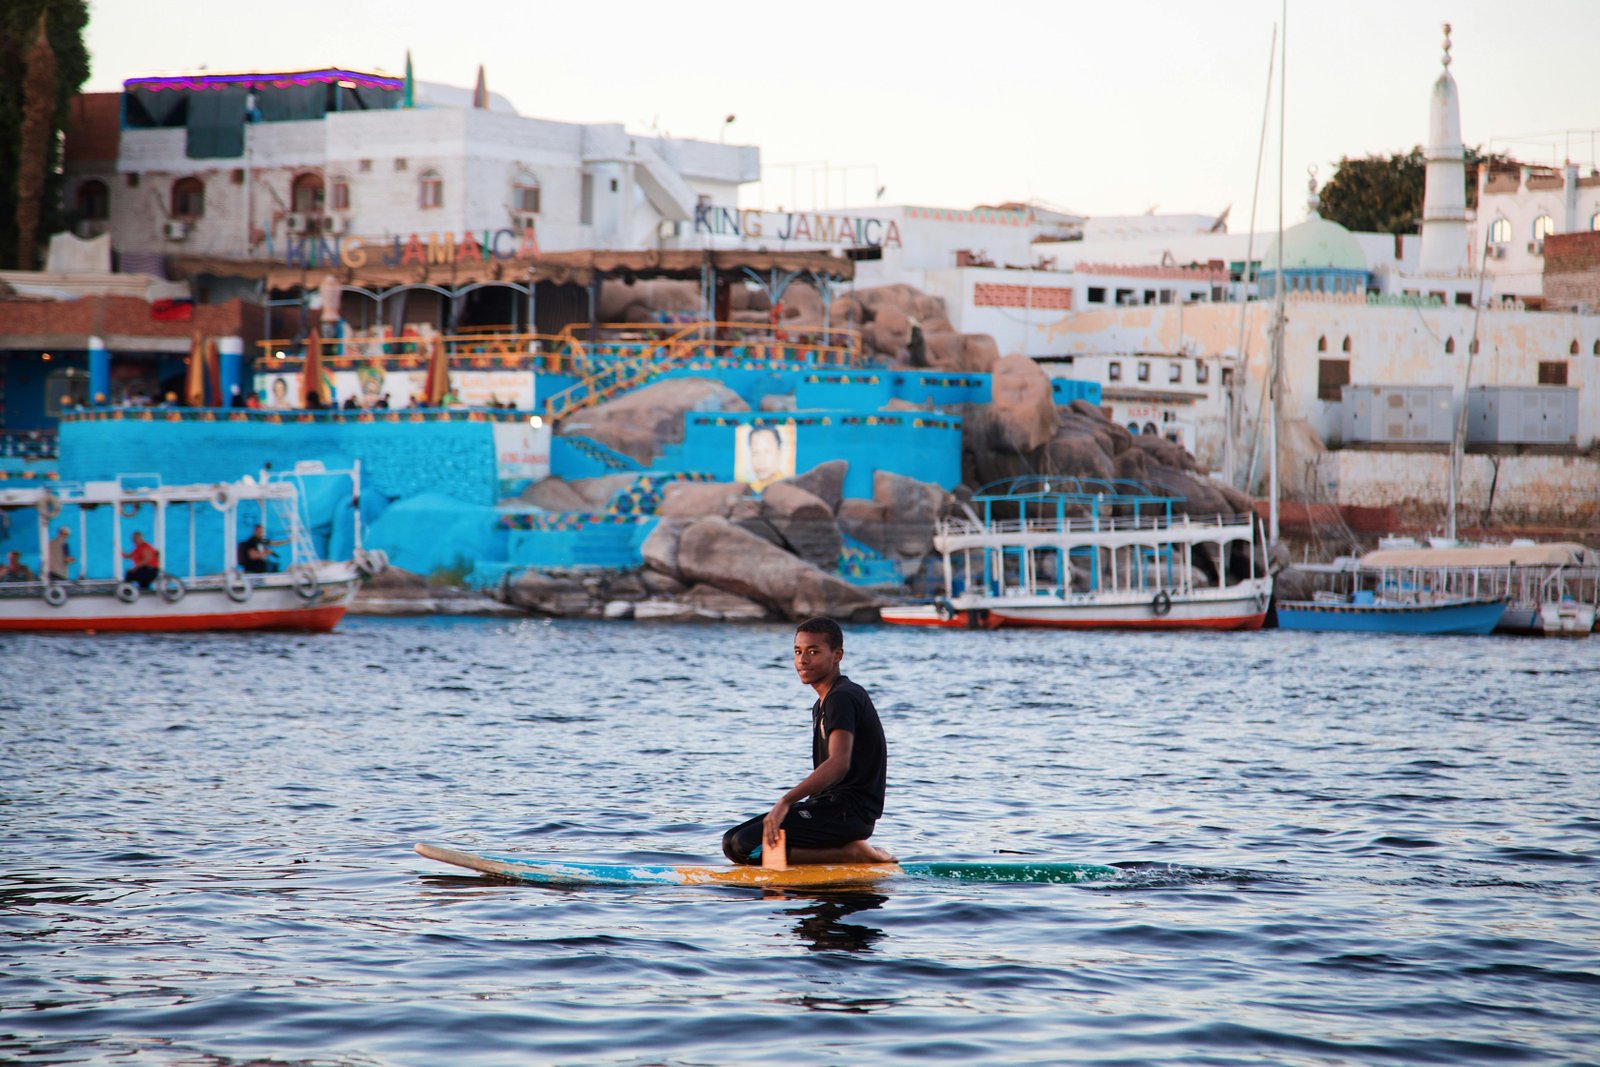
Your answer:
[237,525,287,574]
[1,550,34,582]
[122,532,160,591]
[47,528,75,582]
[722,617,894,867]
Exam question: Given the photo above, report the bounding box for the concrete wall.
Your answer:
[1319,449,1600,525]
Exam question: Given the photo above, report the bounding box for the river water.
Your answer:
[2,618,1597,1066]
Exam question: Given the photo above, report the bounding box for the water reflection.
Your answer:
[771,890,889,953]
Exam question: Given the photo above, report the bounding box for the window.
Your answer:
[1455,292,1472,306]
[76,179,109,220]
[1107,362,1122,382]
[359,159,372,173]
[580,173,594,225]
[513,171,541,214]
[1142,290,1155,305]
[126,172,140,188]
[1593,213,1600,232]
[1538,361,1568,385]
[1136,361,1150,382]
[1168,363,1182,384]
[419,169,443,209]
[1317,359,1351,402]
[1489,217,1511,244]
[1195,362,1210,385]
[1142,422,1158,436]
[1341,336,1352,353]
[291,173,324,214]
[1087,287,1106,304]
[1593,340,1599,356]
[1317,335,1327,352]
[609,177,619,193]
[171,176,204,219]
[1445,337,1456,354]
[330,176,350,212]
[1570,340,1580,355]
[230,168,244,184]
[394,158,408,171]
[1533,215,1556,241]
[1115,288,1133,305]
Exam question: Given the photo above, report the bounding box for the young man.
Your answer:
[237,524,287,573]
[722,617,893,866]
[122,531,161,591]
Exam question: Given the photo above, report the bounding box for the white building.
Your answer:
[64,67,759,267]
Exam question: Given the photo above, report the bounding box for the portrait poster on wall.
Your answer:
[734,423,796,491]
[493,421,552,496]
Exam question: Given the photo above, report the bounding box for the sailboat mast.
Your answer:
[1268,0,1286,545]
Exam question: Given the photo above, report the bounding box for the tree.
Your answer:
[1319,147,1515,236]
[0,0,89,269]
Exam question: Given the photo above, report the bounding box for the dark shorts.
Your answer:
[721,795,876,865]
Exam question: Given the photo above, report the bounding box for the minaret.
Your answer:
[1419,23,1469,275]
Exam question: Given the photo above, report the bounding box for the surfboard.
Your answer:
[414,842,1120,888]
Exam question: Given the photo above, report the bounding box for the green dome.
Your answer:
[1262,213,1367,273]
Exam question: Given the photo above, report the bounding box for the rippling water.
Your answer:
[3,619,1598,1065]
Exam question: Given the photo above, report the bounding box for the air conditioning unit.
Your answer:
[1488,245,1506,259]
[513,213,538,232]
[1527,240,1544,255]
[322,215,346,235]
[285,212,311,234]
[162,220,190,241]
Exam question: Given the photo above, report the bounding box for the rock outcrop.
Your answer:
[675,518,882,622]
[560,378,748,465]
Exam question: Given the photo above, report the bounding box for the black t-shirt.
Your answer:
[237,535,265,567]
[811,676,887,822]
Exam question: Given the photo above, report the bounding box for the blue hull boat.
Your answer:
[1276,596,1507,635]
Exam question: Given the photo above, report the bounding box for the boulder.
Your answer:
[1045,433,1116,481]
[779,459,847,514]
[1130,432,1199,473]
[640,568,689,597]
[836,498,890,556]
[758,482,843,570]
[872,470,948,559]
[507,572,599,616]
[923,332,999,374]
[657,480,750,519]
[597,278,700,320]
[632,600,699,622]
[675,518,883,621]
[561,378,748,464]
[989,354,1059,452]
[684,583,771,621]
[641,517,693,576]
[515,477,594,513]
[568,473,645,510]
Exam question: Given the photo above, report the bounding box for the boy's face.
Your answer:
[794,631,843,687]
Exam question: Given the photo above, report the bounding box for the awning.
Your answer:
[1360,543,1597,569]
[170,247,856,291]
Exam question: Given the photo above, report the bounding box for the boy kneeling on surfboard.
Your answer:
[722,617,894,866]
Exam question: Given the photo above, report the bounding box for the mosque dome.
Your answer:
[1262,213,1367,274]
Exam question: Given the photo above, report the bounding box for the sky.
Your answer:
[82,0,1600,225]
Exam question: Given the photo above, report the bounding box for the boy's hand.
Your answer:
[763,799,790,845]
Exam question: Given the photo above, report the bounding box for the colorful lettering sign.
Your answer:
[279,227,541,270]
[694,206,901,249]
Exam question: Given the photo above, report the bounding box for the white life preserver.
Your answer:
[159,575,186,603]
[38,492,63,520]
[119,500,141,518]
[115,581,140,604]
[224,571,252,603]
[210,484,235,512]
[43,584,68,607]
[291,564,321,600]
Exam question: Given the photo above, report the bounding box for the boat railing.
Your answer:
[938,511,1256,539]
[1358,563,1600,610]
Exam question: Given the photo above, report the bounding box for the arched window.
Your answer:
[291,173,325,214]
[1592,213,1600,232]
[1317,336,1327,352]
[1571,340,1580,355]
[1533,215,1556,241]
[77,179,109,220]
[1488,217,1511,244]
[171,176,204,219]
[330,175,350,212]
[1341,336,1352,353]
[420,169,444,209]
[1445,337,1456,354]
[513,170,540,214]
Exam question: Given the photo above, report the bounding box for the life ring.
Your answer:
[291,564,321,600]
[159,574,186,603]
[38,492,63,520]
[1151,589,1173,616]
[119,500,141,518]
[224,571,253,603]
[43,584,68,607]
[115,581,140,604]
[210,484,235,512]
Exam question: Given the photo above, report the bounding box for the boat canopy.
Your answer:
[1360,543,1597,569]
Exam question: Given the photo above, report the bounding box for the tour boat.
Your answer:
[1275,590,1507,635]
[880,477,1273,631]
[0,468,383,633]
